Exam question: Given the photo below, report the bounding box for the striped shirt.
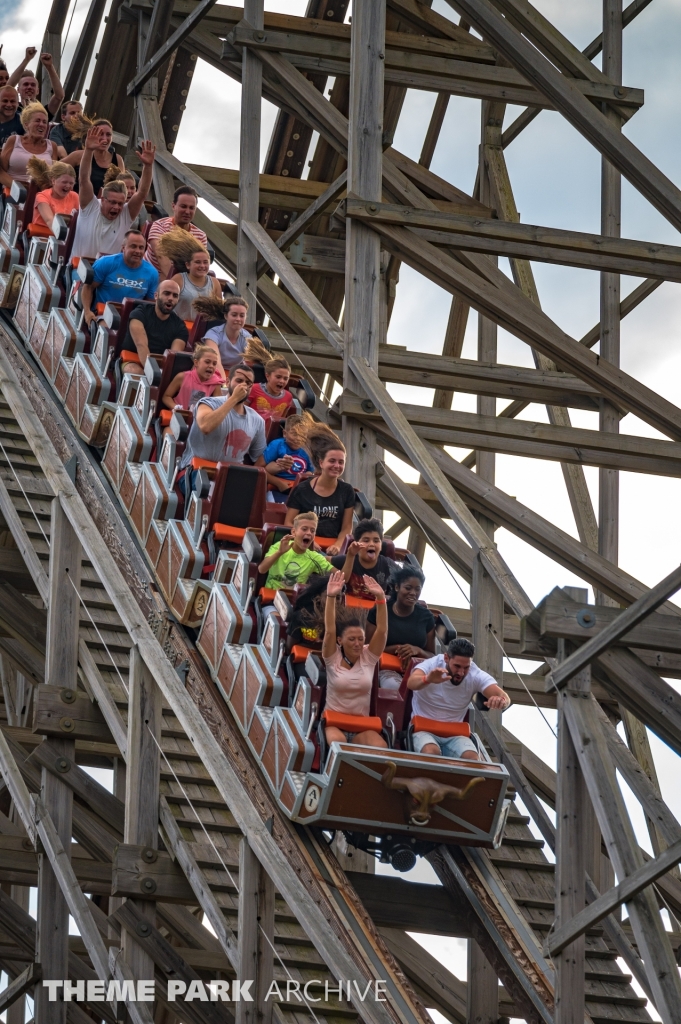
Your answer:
[144,217,208,272]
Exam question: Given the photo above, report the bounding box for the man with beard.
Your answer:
[120,279,188,375]
[178,363,266,494]
[258,512,331,591]
[407,638,510,761]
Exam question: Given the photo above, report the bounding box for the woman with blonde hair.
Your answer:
[157,227,222,321]
[27,156,78,230]
[0,102,64,185]
[62,113,124,195]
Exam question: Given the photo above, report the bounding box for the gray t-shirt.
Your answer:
[180,397,266,469]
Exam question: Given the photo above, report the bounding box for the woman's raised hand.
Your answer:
[362,575,387,599]
[326,570,345,598]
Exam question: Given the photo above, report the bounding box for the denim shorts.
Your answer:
[412,731,478,758]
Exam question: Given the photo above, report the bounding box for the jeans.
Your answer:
[412,731,478,758]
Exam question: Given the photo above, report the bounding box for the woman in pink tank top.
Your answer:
[0,102,62,186]
[162,343,224,420]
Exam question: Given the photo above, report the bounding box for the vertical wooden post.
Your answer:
[35,499,81,1024]
[555,653,590,1024]
[122,647,161,983]
[342,0,386,507]
[237,839,274,1024]
[468,103,503,1024]
[598,0,622,594]
[237,0,264,312]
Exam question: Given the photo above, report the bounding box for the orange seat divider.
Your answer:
[315,536,338,550]
[412,716,470,738]
[212,523,247,544]
[291,644,313,664]
[184,320,194,330]
[27,224,52,239]
[259,587,277,604]
[323,710,383,734]
[190,457,218,471]
[121,349,142,365]
[379,653,403,672]
[159,410,172,426]
[345,595,375,609]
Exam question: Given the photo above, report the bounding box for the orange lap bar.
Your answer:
[412,716,470,738]
[291,644,313,664]
[259,587,277,604]
[212,523,246,544]
[190,457,218,471]
[379,653,402,672]
[159,410,172,426]
[120,349,142,365]
[322,710,383,733]
[345,595,375,609]
[315,536,338,550]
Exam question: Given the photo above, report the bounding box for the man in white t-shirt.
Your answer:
[407,638,510,760]
[72,126,155,259]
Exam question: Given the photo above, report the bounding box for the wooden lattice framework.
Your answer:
[0,2,681,1024]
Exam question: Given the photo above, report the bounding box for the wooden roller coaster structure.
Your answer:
[0,1,681,1024]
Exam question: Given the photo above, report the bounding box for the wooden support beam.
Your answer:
[550,835,681,957]
[232,24,644,108]
[137,95,176,214]
[447,0,681,234]
[238,2,264,309]
[533,589,681,653]
[0,476,49,603]
[111,901,232,1024]
[30,740,124,835]
[341,394,681,475]
[376,464,474,581]
[0,962,41,1015]
[158,797,240,968]
[563,693,681,1017]
[357,220,681,442]
[77,640,127,758]
[122,647,161,985]
[342,198,681,279]
[341,0,385,505]
[255,169,347,277]
[237,839,274,1024]
[36,499,80,1024]
[128,0,218,94]
[62,0,108,102]
[548,562,681,689]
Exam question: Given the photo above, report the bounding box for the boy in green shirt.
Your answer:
[258,512,332,590]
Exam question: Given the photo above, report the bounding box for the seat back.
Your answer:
[209,463,267,531]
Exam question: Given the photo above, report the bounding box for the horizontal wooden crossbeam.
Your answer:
[231,23,643,108]
[546,564,681,689]
[0,962,41,1015]
[343,197,681,280]
[340,393,681,476]
[548,839,681,957]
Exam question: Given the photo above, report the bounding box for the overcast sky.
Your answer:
[2,0,680,1010]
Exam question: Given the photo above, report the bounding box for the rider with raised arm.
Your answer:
[407,638,510,761]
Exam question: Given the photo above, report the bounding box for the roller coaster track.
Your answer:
[0,315,656,1024]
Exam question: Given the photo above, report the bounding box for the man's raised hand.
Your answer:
[426,666,450,685]
[137,140,156,166]
[326,570,345,599]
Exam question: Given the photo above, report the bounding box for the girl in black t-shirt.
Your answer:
[285,424,355,555]
[366,565,436,689]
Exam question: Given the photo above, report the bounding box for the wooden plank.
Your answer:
[344,199,681,279]
[362,218,681,443]
[341,394,681,475]
[255,169,348,277]
[550,835,681,957]
[77,640,127,758]
[232,24,643,108]
[111,901,230,1024]
[122,647,161,984]
[536,590,681,653]
[237,839,274,1024]
[342,0,385,504]
[112,843,195,902]
[237,0,264,309]
[449,0,681,235]
[0,963,41,1015]
[548,567,681,689]
[158,797,239,969]
[127,0,218,94]
[30,740,124,835]
[138,96,176,214]
[563,693,681,1016]
[32,685,115,744]
[0,478,49,602]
